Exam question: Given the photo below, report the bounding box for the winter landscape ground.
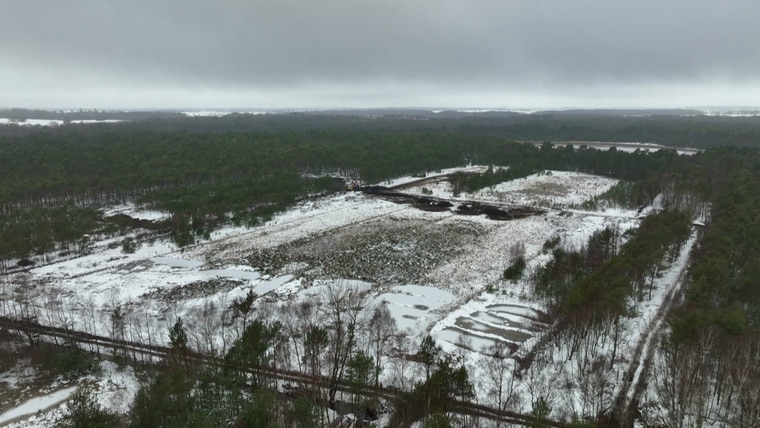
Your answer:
[2,109,759,427]
[0,166,697,426]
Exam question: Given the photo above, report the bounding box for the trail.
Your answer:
[611,231,698,426]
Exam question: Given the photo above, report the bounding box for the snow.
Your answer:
[0,386,76,425]
[504,227,701,420]
[88,361,140,416]
[404,170,619,208]
[252,274,296,295]
[375,285,456,334]
[621,231,698,404]
[453,108,540,114]
[3,165,666,423]
[12,166,636,351]
[488,304,543,319]
[188,193,410,260]
[102,202,171,221]
[150,257,204,269]
[0,361,140,427]
[393,285,456,308]
[701,108,760,117]
[182,110,264,117]
[436,327,502,351]
[67,119,123,124]
[0,118,64,127]
[430,289,543,352]
[0,118,123,127]
[484,171,617,207]
[381,165,488,188]
[545,141,701,156]
[0,360,36,391]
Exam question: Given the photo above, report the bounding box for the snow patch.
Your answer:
[0,386,76,425]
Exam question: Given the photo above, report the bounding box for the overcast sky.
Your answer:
[2,0,760,110]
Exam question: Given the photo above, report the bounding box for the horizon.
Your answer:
[3,105,760,114]
[4,2,760,112]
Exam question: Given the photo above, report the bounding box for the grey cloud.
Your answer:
[2,0,759,108]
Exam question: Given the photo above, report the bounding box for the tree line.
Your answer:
[4,109,760,148]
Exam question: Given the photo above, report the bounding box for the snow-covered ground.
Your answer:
[405,170,619,208]
[0,386,77,426]
[101,202,171,221]
[563,141,699,155]
[0,118,123,126]
[374,285,456,335]
[380,165,489,188]
[181,110,270,117]
[522,141,701,156]
[1,167,657,424]
[0,361,139,428]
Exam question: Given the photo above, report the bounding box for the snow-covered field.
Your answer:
[0,361,138,427]
[1,168,669,425]
[0,118,123,126]
[405,170,619,208]
[558,141,699,155]
[102,203,171,221]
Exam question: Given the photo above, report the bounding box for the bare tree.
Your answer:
[651,329,719,428]
[386,333,413,392]
[303,323,328,424]
[724,337,760,427]
[285,299,322,375]
[368,302,397,387]
[321,281,370,404]
[189,299,222,357]
[453,334,473,367]
[79,295,101,355]
[521,348,561,415]
[575,355,614,420]
[480,343,519,427]
[110,303,127,360]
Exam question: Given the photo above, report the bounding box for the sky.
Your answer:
[2,0,760,110]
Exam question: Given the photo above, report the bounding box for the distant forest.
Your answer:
[1,108,760,148]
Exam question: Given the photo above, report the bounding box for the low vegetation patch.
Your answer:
[503,255,526,281]
[245,218,487,283]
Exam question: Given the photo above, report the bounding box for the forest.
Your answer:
[0,113,759,427]
[3,109,760,149]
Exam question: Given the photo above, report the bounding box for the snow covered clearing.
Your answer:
[0,386,77,425]
[0,119,65,127]
[524,141,701,156]
[380,165,489,188]
[374,285,456,335]
[405,170,619,208]
[102,203,171,222]
[181,110,270,117]
[0,119,123,127]
[0,361,139,428]
[1,167,661,424]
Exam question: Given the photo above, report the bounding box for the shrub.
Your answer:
[121,238,136,254]
[55,388,122,428]
[503,256,526,281]
[542,236,560,252]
